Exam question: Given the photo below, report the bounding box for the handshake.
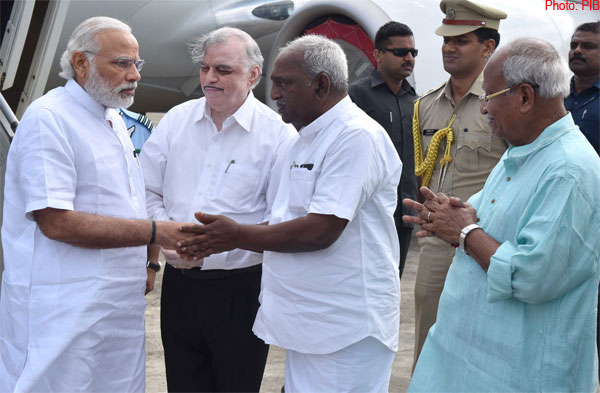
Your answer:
[156,211,242,268]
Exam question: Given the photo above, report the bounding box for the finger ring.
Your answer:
[427,211,432,223]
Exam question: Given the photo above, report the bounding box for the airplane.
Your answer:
[1,0,598,116]
[0,0,597,276]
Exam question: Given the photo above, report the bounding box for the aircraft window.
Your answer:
[252,1,294,21]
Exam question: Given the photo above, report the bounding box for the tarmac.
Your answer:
[144,236,419,392]
[144,237,600,392]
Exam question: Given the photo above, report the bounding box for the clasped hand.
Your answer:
[402,186,478,244]
[173,212,241,260]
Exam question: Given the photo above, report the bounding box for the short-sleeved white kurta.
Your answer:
[253,97,402,354]
[0,79,148,392]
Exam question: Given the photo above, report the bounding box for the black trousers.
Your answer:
[397,223,413,278]
[160,263,269,392]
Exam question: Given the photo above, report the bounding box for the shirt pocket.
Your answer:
[214,163,261,211]
[456,132,492,171]
[288,168,317,216]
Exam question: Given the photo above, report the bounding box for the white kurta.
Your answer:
[253,97,402,354]
[140,92,295,270]
[0,79,148,392]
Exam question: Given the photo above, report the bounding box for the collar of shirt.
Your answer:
[568,77,600,97]
[298,96,353,141]
[504,113,576,171]
[437,71,484,103]
[192,91,255,133]
[104,107,126,132]
[65,78,106,122]
[369,68,416,95]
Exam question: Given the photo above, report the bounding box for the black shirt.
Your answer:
[349,68,418,226]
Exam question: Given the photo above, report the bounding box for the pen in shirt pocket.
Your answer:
[133,149,141,167]
[225,159,235,173]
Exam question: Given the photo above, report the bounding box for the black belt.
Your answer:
[178,263,262,280]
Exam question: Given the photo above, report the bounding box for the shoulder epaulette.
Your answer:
[136,113,154,131]
[119,108,154,131]
[418,81,446,100]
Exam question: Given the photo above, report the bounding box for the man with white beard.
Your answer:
[0,16,196,392]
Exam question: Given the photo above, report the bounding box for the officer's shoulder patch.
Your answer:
[418,81,446,100]
[119,108,154,131]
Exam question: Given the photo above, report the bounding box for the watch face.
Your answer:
[147,261,161,272]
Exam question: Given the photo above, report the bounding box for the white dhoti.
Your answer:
[284,337,395,393]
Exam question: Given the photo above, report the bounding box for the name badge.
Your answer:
[423,129,438,136]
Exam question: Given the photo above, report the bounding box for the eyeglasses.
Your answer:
[83,51,145,72]
[479,83,538,109]
[378,47,418,58]
[478,87,512,107]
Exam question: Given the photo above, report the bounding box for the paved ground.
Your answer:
[145,237,420,392]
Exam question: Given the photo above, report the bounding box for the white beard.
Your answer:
[84,61,136,108]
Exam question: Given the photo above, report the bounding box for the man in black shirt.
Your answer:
[349,21,418,277]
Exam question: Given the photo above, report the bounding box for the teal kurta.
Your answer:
[410,114,600,392]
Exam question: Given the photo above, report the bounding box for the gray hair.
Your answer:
[498,38,570,99]
[280,35,348,92]
[59,17,132,80]
[188,27,264,88]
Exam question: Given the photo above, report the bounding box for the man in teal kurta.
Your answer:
[403,37,600,392]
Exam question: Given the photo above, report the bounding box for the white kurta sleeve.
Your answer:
[18,107,77,220]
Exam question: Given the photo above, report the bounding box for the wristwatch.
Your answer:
[146,260,162,272]
[459,224,481,255]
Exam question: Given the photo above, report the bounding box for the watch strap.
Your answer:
[459,224,481,255]
[146,260,161,272]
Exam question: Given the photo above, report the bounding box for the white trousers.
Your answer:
[284,336,395,393]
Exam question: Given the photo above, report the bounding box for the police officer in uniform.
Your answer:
[411,0,508,367]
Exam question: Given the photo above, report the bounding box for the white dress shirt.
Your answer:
[253,96,402,354]
[140,92,295,270]
[0,79,147,393]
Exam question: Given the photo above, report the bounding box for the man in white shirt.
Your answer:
[0,17,195,393]
[177,35,402,393]
[139,27,294,392]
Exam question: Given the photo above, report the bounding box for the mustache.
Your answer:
[402,62,413,67]
[118,82,137,90]
[204,85,224,91]
[569,54,586,63]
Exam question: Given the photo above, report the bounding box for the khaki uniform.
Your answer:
[413,73,508,364]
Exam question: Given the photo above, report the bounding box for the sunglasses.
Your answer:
[378,47,418,58]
